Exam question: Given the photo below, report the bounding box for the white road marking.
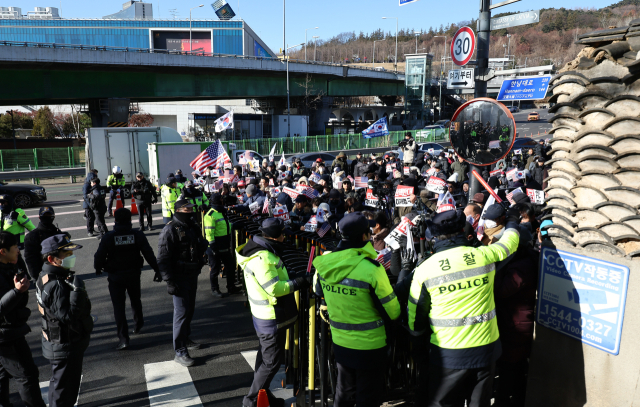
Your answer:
[241,350,294,403]
[63,216,164,232]
[144,360,203,407]
[40,375,82,407]
[23,204,83,212]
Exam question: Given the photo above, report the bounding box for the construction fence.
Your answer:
[0,129,448,173]
[0,147,85,172]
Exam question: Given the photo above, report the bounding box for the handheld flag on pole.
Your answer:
[190,140,231,172]
[362,117,389,139]
[279,151,286,167]
[269,143,277,163]
[214,112,234,133]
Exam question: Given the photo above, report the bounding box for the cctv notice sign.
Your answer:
[537,248,630,355]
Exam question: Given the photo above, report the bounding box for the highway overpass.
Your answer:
[0,41,405,105]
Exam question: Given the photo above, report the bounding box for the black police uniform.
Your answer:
[94,221,159,347]
[0,260,46,407]
[88,181,109,237]
[157,209,208,358]
[206,202,236,295]
[82,173,97,236]
[36,256,93,407]
[132,177,158,230]
[23,207,65,281]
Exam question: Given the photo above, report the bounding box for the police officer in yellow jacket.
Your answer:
[161,176,181,224]
[313,212,400,407]
[107,166,126,217]
[236,218,310,407]
[0,194,35,279]
[204,193,241,297]
[404,205,520,407]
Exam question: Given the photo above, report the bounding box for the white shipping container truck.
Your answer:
[148,142,265,188]
[84,127,183,197]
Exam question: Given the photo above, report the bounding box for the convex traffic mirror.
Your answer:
[449,98,516,166]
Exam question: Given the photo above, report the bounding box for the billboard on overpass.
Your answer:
[153,31,212,53]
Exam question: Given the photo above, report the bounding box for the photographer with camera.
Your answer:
[132,172,158,232]
[399,132,418,167]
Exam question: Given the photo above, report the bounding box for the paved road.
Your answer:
[8,183,289,407]
[511,108,553,138]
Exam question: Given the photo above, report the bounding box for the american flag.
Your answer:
[298,186,319,199]
[190,140,231,173]
[317,222,331,237]
[375,248,392,271]
[354,176,368,189]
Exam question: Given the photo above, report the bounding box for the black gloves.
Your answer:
[400,247,417,273]
[95,269,103,277]
[506,206,521,225]
[153,271,162,282]
[167,280,178,296]
[65,275,86,292]
[292,276,311,291]
[152,198,158,204]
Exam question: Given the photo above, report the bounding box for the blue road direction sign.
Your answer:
[537,247,630,355]
[497,75,551,101]
[399,0,419,5]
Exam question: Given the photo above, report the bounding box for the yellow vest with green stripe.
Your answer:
[313,243,400,351]
[160,185,180,218]
[185,193,209,210]
[1,208,36,246]
[203,208,229,243]
[236,243,297,327]
[407,227,520,350]
[107,174,126,188]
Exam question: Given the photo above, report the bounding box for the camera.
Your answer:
[367,179,390,199]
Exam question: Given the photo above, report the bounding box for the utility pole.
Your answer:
[382,17,398,71]
[189,4,204,53]
[286,43,304,137]
[475,0,491,98]
[305,27,318,62]
[313,35,319,61]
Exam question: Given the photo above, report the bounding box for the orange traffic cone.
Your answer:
[257,389,269,407]
[115,191,124,211]
[131,196,138,215]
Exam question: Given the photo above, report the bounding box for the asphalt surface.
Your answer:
[511,108,553,138]
[9,183,264,407]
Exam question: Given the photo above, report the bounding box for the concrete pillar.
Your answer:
[525,243,640,406]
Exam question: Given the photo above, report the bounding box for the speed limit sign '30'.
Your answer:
[450,26,476,66]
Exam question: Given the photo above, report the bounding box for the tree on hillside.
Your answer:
[32,106,56,138]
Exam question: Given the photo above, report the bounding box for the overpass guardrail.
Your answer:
[0,147,85,173]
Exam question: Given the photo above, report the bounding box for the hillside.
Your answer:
[289,0,640,74]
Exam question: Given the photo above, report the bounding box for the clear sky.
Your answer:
[17,0,614,52]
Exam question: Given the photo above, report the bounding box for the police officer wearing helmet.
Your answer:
[180,180,210,214]
[236,218,310,407]
[312,212,400,407]
[94,208,159,350]
[24,206,67,281]
[157,199,208,367]
[404,207,520,407]
[37,234,93,407]
[161,175,181,224]
[107,166,126,217]
[175,169,187,184]
[0,232,46,407]
[132,172,158,231]
[0,194,35,279]
[204,193,240,298]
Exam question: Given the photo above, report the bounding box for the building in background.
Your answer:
[0,2,274,57]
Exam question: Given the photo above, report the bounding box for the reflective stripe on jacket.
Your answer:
[313,243,400,351]
[107,174,125,188]
[408,227,520,350]
[1,209,35,246]
[203,208,229,243]
[236,243,297,331]
[160,185,180,218]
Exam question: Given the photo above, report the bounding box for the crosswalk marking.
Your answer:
[241,350,294,403]
[144,360,203,407]
[39,375,82,407]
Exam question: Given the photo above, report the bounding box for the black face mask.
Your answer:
[174,212,194,224]
[40,217,55,227]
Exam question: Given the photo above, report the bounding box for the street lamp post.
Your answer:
[313,36,319,61]
[435,35,447,121]
[372,39,383,68]
[286,43,304,137]
[189,4,204,53]
[305,27,319,62]
[382,17,398,71]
